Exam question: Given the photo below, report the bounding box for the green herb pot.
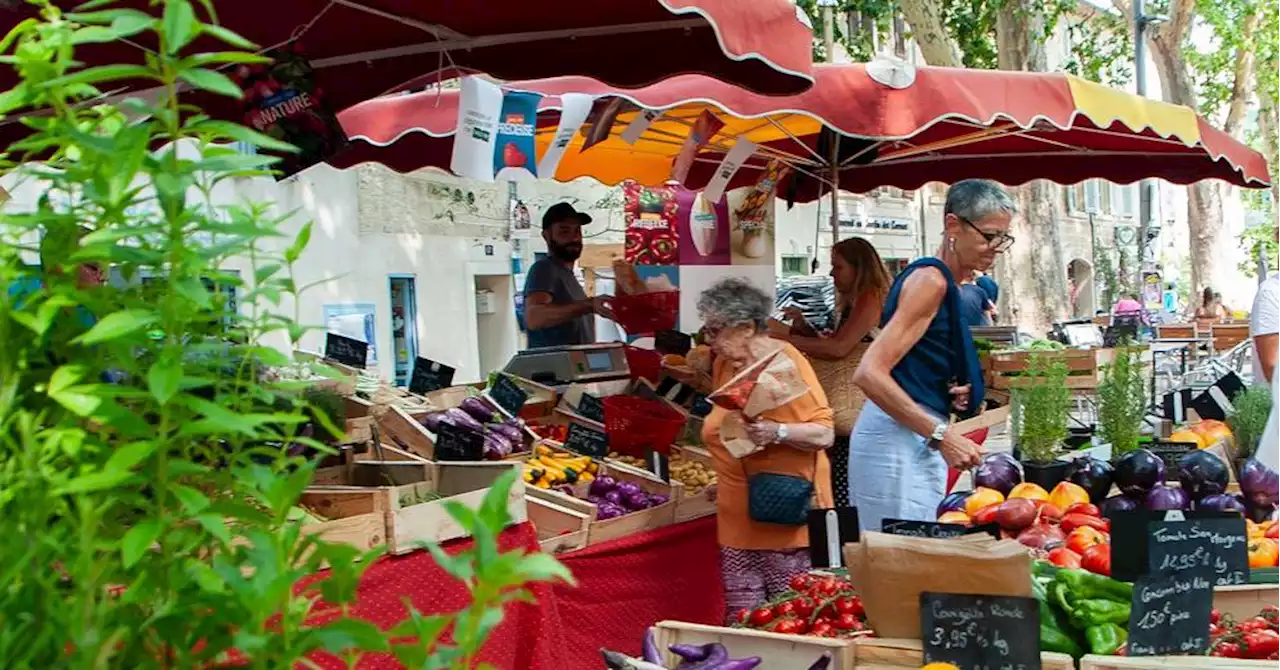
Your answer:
[1022,459,1070,491]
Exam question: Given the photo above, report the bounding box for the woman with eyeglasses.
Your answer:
[848,179,1016,531]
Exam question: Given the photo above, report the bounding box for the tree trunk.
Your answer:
[991,0,1069,334]
[1222,6,1261,137]
[897,0,963,67]
[1256,71,1279,205]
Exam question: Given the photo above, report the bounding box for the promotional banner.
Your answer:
[492,90,542,182]
[701,138,757,203]
[623,182,679,265]
[450,77,544,182]
[538,92,593,177]
[620,109,662,144]
[670,110,725,184]
[238,46,348,180]
[677,189,731,266]
[581,98,630,152]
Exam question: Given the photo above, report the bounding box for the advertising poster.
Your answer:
[622,182,679,265]
[492,90,541,182]
[727,186,775,266]
[670,110,725,184]
[238,45,349,180]
[675,188,731,266]
[451,77,546,183]
[1142,271,1162,311]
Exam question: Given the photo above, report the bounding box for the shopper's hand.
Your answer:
[782,307,806,323]
[937,427,984,470]
[949,384,972,413]
[743,418,781,447]
[591,295,616,320]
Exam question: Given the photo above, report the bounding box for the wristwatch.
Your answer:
[775,423,790,443]
[927,422,948,449]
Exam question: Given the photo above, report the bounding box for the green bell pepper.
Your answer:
[1054,568,1133,603]
[1071,598,1131,627]
[1033,568,1086,657]
[1048,580,1076,616]
[1041,623,1086,657]
[1084,623,1127,655]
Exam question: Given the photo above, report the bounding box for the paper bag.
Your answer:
[719,412,763,458]
[852,531,1033,639]
[708,346,808,418]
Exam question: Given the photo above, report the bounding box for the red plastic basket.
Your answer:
[623,345,662,383]
[612,290,679,335]
[604,394,686,456]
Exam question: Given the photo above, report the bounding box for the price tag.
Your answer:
[434,422,482,461]
[920,593,1041,670]
[1128,569,1213,657]
[1146,516,1249,586]
[577,393,605,423]
[325,332,368,369]
[882,519,1001,540]
[408,357,455,395]
[488,374,528,416]
[1145,440,1197,481]
[563,422,608,459]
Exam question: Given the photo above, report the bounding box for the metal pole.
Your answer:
[829,139,840,246]
[822,5,835,62]
[1134,0,1153,281]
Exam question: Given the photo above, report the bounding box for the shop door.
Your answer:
[388,276,418,386]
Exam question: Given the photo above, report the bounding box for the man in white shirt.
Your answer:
[1251,273,1279,386]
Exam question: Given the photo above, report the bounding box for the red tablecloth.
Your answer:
[315,515,723,669]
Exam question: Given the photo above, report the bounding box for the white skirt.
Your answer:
[847,401,948,533]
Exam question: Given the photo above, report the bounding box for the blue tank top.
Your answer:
[880,257,985,419]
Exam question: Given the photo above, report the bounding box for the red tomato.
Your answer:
[789,574,812,593]
[1211,608,1222,625]
[792,597,815,618]
[834,596,865,618]
[1244,630,1280,659]
[1080,543,1112,576]
[735,609,751,625]
[1062,513,1110,534]
[834,612,861,631]
[1066,526,1108,556]
[816,578,840,596]
[774,601,796,617]
[749,608,774,626]
[773,619,801,635]
[809,622,834,638]
[791,619,809,635]
[812,616,833,628]
[1066,502,1101,517]
[1047,547,1083,569]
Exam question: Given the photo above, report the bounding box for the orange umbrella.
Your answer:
[333,62,1270,198]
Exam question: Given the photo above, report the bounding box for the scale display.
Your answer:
[504,343,631,387]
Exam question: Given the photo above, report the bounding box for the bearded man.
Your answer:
[522,202,614,348]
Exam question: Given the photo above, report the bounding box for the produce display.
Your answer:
[729,573,871,638]
[530,423,569,443]
[522,444,598,489]
[608,450,718,494]
[1033,561,1132,656]
[601,630,834,670]
[1207,605,1279,659]
[585,475,670,520]
[420,396,527,459]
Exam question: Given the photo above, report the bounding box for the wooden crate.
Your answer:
[526,462,677,547]
[424,375,559,420]
[852,638,1075,670]
[650,621,857,670]
[375,401,538,462]
[1079,654,1275,669]
[671,445,717,523]
[1214,583,1279,621]
[990,347,1150,391]
[526,495,592,554]
[385,461,526,554]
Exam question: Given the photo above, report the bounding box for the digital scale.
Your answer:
[503,342,632,394]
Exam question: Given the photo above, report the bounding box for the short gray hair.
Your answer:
[944,179,1017,222]
[697,277,772,330]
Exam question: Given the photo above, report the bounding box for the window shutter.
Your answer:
[1084,181,1101,214]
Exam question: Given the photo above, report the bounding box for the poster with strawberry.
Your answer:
[622,181,679,265]
[236,44,348,180]
[491,90,540,181]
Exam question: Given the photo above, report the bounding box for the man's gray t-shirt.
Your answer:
[523,257,594,348]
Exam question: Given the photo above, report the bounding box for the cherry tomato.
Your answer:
[791,619,809,635]
[789,574,812,593]
[773,619,801,635]
[1240,618,1270,633]
[1210,608,1222,625]
[812,616,833,628]
[809,622,833,638]
[735,609,751,625]
[834,612,861,631]
[774,601,796,617]
[1213,641,1243,658]
[834,596,865,618]
[792,597,815,618]
[816,578,840,596]
[749,608,774,627]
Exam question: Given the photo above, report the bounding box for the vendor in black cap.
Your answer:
[523,202,614,348]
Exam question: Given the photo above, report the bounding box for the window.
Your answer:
[1065,183,1085,213]
[388,276,418,387]
[1097,181,1112,215]
[1113,183,1136,218]
[780,255,810,276]
[1084,181,1102,214]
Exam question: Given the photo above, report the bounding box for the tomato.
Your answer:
[834,612,861,631]
[1065,502,1101,517]
[749,608,775,626]
[812,616,833,628]
[1210,608,1222,625]
[834,595,865,618]
[816,578,840,596]
[773,619,802,635]
[971,503,1001,527]
[789,574,813,593]
[1248,539,1279,569]
[735,609,751,625]
[775,601,796,617]
[1047,547,1082,569]
[1080,543,1111,576]
[1212,641,1243,658]
[1066,526,1108,555]
[791,619,809,635]
[1038,503,1064,523]
[809,622,834,638]
[1239,618,1271,633]
[1061,513,1110,534]
[792,597,815,618]
[1243,630,1279,659]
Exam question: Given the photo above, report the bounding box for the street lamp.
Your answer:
[1133,1,1167,276]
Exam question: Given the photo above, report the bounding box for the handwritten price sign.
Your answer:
[920,593,1041,670]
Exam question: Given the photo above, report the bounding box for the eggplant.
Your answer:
[1176,450,1229,501]
[642,629,662,664]
[1196,493,1246,514]
[616,481,643,498]
[1239,458,1279,509]
[420,411,446,432]
[483,429,513,458]
[807,653,833,670]
[443,407,484,433]
[623,491,651,511]
[936,490,973,518]
[596,502,627,520]
[673,643,729,670]
[589,476,619,497]
[1145,484,1189,511]
[1113,449,1164,498]
[647,493,670,507]
[459,396,498,423]
[668,644,711,663]
[603,490,624,506]
[974,453,1022,497]
[489,422,523,444]
[1064,455,1115,504]
[1100,494,1139,517]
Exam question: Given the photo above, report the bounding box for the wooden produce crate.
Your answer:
[424,375,558,420]
[1214,583,1279,621]
[526,495,592,555]
[990,347,1150,391]
[1079,654,1275,669]
[852,638,1075,670]
[670,445,717,523]
[301,455,525,555]
[375,398,538,462]
[525,461,676,547]
[650,621,857,670]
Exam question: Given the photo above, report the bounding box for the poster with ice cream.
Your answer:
[675,187,731,266]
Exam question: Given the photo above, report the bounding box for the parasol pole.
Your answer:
[829,135,840,250]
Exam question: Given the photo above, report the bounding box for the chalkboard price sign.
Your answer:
[325,332,368,369]
[920,593,1041,670]
[577,393,605,423]
[1128,569,1213,657]
[488,374,528,416]
[434,421,482,461]
[1147,516,1248,586]
[563,422,608,459]
[882,519,1001,540]
[409,357,455,395]
[1146,440,1197,482]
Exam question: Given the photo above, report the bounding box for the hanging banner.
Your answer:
[678,188,731,266]
[622,182,679,265]
[620,109,662,144]
[450,77,504,182]
[735,160,792,223]
[492,90,542,182]
[670,110,725,184]
[702,138,757,204]
[581,98,630,152]
[238,45,349,180]
[537,92,593,177]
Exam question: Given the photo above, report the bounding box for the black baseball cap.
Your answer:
[542,202,592,229]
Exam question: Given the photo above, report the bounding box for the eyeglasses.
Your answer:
[960,217,1015,252]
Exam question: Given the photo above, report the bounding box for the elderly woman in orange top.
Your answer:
[696,278,835,623]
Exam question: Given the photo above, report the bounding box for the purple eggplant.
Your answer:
[442,407,484,433]
[672,643,728,670]
[668,644,711,663]
[420,411,446,432]
[459,396,499,423]
[642,629,662,664]
[489,421,523,444]
[623,491,651,511]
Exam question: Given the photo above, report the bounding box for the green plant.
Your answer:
[1228,384,1274,458]
[1014,354,1071,463]
[1096,345,1148,457]
[0,3,570,668]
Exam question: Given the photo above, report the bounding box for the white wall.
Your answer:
[775,190,923,274]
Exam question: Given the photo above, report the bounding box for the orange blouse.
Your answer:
[700,342,834,550]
